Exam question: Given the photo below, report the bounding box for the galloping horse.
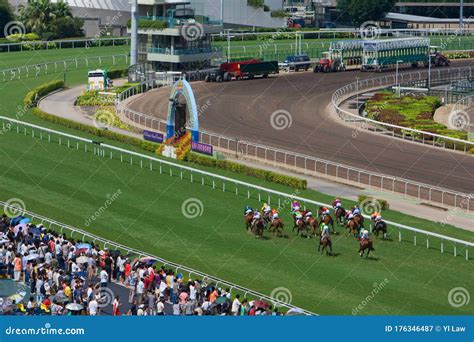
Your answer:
[320,214,335,233]
[252,219,265,238]
[305,216,319,236]
[318,236,333,256]
[334,207,346,226]
[346,216,362,237]
[358,238,374,258]
[292,218,307,236]
[372,220,388,239]
[268,218,284,237]
[244,213,254,232]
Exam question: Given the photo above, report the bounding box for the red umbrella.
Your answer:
[253,300,269,310]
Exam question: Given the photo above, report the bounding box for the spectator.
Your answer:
[232,294,241,316]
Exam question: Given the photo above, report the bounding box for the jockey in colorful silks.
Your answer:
[261,203,272,215]
[252,210,261,226]
[332,198,342,210]
[271,209,279,220]
[244,206,253,216]
[360,228,369,241]
[291,201,300,213]
[321,224,331,241]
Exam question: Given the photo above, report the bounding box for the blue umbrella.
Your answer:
[19,218,31,225]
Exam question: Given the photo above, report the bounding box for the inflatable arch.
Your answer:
[166,78,199,142]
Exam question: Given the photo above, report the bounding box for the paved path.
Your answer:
[38,80,474,231]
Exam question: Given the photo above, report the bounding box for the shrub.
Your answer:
[24,80,65,107]
[31,107,160,153]
[107,68,128,79]
[271,10,287,18]
[247,0,264,8]
[187,152,307,189]
[127,19,167,30]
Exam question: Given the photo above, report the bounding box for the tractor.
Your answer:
[313,51,345,73]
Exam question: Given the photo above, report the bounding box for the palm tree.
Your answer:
[18,0,72,35]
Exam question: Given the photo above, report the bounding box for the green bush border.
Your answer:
[24,80,65,107]
[187,152,307,190]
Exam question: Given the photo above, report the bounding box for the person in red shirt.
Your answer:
[112,295,121,316]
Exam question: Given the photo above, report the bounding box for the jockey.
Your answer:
[321,224,330,240]
[291,201,300,213]
[252,210,261,225]
[304,209,313,223]
[261,203,272,215]
[321,206,330,217]
[371,212,381,222]
[271,209,279,220]
[360,228,369,241]
[347,212,354,221]
[332,198,342,209]
[352,206,361,215]
[244,206,253,216]
[294,211,303,225]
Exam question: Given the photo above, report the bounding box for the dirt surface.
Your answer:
[127,62,474,194]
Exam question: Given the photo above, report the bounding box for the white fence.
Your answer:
[115,83,474,212]
[0,37,130,53]
[0,201,313,315]
[332,66,474,154]
[1,116,472,261]
[0,54,129,83]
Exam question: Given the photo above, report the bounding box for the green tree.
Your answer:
[0,0,14,38]
[46,16,84,40]
[338,0,395,26]
[18,0,75,38]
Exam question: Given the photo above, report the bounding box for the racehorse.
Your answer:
[346,216,362,237]
[252,219,265,238]
[268,218,284,237]
[320,214,335,233]
[358,238,374,258]
[372,220,387,239]
[305,216,319,237]
[244,213,253,232]
[334,207,346,226]
[355,213,365,226]
[318,236,333,256]
[292,218,307,237]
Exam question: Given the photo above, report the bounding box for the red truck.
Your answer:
[205,59,279,82]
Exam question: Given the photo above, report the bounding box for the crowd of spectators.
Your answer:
[0,214,283,316]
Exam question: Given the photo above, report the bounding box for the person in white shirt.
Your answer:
[156,299,165,315]
[189,282,196,302]
[88,298,98,316]
[100,269,108,287]
[136,279,145,304]
[45,251,52,265]
[231,295,241,316]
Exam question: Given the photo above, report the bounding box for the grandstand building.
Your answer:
[133,0,223,71]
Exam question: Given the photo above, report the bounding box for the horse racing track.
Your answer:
[1,127,473,315]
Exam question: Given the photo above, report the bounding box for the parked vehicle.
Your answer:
[204,60,279,82]
[314,40,364,73]
[281,54,311,72]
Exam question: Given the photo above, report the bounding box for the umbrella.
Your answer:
[76,256,88,264]
[65,303,84,311]
[253,300,269,310]
[24,254,39,261]
[13,223,29,235]
[76,243,92,250]
[19,218,31,225]
[140,257,157,265]
[8,293,26,304]
[50,294,70,304]
[286,308,304,316]
[214,296,230,305]
[29,226,42,237]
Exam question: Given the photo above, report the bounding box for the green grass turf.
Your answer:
[1,128,473,315]
[0,46,129,70]
[0,49,472,314]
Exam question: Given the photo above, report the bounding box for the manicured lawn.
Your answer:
[0,49,472,315]
[1,129,473,315]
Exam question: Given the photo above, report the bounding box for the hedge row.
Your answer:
[32,108,160,153]
[358,195,390,211]
[186,152,307,190]
[107,68,128,79]
[24,80,65,107]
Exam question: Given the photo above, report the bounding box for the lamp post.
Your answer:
[226,29,234,62]
[395,60,403,97]
[428,53,432,92]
